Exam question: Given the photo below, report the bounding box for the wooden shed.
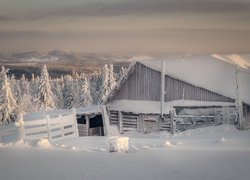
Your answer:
[76,105,104,136]
[103,55,250,133]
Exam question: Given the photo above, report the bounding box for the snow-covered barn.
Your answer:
[103,55,250,133]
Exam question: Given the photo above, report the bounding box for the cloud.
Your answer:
[1,28,250,54]
[25,0,250,19]
[0,15,15,21]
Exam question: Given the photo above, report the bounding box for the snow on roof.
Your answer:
[109,100,235,114]
[25,105,102,121]
[139,54,250,105]
[76,105,102,115]
[25,109,74,121]
[212,54,250,69]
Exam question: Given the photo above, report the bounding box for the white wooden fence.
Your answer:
[0,124,20,143]
[0,110,79,143]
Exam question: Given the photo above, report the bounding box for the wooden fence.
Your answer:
[78,124,88,136]
[0,124,20,143]
[0,110,79,143]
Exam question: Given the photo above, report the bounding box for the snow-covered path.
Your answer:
[1,147,250,180]
[1,125,250,180]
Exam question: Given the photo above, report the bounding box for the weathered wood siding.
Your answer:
[165,74,234,102]
[111,62,234,103]
[112,62,161,101]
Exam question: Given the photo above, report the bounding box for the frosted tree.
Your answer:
[30,73,38,97]
[51,78,64,109]
[72,73,85,108]
[79,75,93,107]
[63,75,74,109]
[10,74,21,103]
[100,64,110,101]
[0,66,18,125]
[90,71,102,104]
[118,66,126,80]
[36,65,55,110]
[108,63,116,91]
[20,74,30,96]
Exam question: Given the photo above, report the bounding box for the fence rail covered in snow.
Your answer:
[0,124,20,143]
[0,109,79,143]
[23,113,78,141]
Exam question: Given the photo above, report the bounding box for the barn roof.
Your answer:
[104,54,250,105]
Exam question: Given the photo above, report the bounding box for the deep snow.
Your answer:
[1,125,250,180]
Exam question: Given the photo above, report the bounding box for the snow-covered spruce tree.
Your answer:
[79,75,93,107]
[71,73,85,108]
[108,63,116,91]
[36,65,55,110]
[30,73,39,97]
[51,78,64,109]
[118,66,126,80]
[10,74,21,103]
[100,64,110,101]
[0,66,18,125]
[63,75,75,109]
[19,74,30,96]
[89,71,102,104]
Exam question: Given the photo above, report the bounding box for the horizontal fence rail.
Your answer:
[0,124,20,143]
[0,109,79,143]
[23,113,78,141]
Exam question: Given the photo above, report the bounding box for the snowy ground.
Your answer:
[1,125,250,180]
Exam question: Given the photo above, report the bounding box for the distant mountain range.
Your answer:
[0,50,249,79]
[0,50,133,79]
[0,50,135,64]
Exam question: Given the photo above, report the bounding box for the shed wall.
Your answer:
[111,62,234,103]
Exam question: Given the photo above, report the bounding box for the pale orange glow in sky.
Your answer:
[0,0,250,54]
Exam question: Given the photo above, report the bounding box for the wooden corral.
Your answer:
[103,60,250,133]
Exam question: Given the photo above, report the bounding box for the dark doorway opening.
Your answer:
[89,115,104,136]
[77,115,86,124]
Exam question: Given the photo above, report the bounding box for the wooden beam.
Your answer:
[85,115,89,136]
[161,61,166,118]
[235,66,244,130]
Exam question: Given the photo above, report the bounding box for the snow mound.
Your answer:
[0,139,30,149]
[34,138,52,149]
[108,136,129,153]
[163,141,173,148]
[123,131,171,139]
[177,125,238,137]
[218,137,227,143]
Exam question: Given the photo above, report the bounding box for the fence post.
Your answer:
[59,114,64,138]
[85,115,89,136]
[46,115,52,141]
[170,109,176,135]
[72,108,79,137]
[18,113,25,140]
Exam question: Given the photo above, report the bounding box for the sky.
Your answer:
[0,0,250,54]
